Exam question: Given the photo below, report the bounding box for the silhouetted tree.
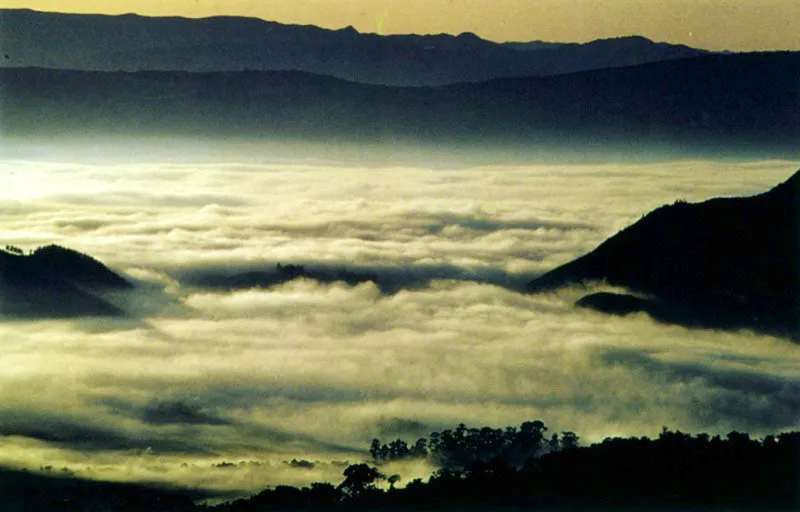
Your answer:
[370,420,558,469]
[410,437,428,457]
[561,431,579,449]
[213,426,800,511]
[549,433,560,452]
[369,438,381,460]
[337,464,384,499]
[388,439,410,459]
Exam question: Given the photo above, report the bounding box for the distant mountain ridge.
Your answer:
[527,171,800,339]
[0,244,131,318]
[2,52,798,159]
[0,8,709,86]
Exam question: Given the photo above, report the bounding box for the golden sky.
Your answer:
[1,1,798,50]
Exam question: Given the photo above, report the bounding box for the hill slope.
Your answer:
[0,245,131,318]
[0,466,199,511]
[527,171,800,338]
[0,9,707,86]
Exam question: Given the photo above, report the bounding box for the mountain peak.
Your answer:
[613,35,653,43]
[456,31,481,40]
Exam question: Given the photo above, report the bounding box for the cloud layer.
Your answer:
[0,152,797,497]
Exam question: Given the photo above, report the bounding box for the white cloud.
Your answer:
[0,153,797,497]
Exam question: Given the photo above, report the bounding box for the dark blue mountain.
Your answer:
[0,466,199,511]
[1,52,797,159]
[0,9,707,86]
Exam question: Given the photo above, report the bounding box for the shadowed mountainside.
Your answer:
[0,467,202,512]
[0,9,708,86]
[0,244,131,318]
[1,52,798,159]
[527,170,800,339]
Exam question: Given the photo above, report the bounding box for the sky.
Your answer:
[1,146,798,497]
[1,0,799,51]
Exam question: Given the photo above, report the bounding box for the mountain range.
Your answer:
[2,51,798,159]
[0,9,708,86]
[527,170,800,340]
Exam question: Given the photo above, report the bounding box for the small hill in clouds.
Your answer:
[527,170,800,339]
[194,263,384,293]
[0,9,708,86]
[0,244,131,318]
[25,244,132,289]
[1,52,798,159]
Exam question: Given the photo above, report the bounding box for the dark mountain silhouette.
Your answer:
[1,52,798,159]
[0,466,201,512]
[0,9,709,86]
[527,171,800,339]
[0,244,131,318]
[213,427,800,511]
[25,244,132,289]
[1,426,798,510]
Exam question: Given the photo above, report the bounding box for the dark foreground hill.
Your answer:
[0,467,199,512]
[2,426,798,511]
[0,9,707,86]
[1,52,798,159]
[216,428,800,512]
[0,244,131,318]
[527,170,800,339]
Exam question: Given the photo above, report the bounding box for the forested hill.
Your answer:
[217,428,799,511]
[3,423,796,510]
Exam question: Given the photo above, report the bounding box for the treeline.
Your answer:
[369,420,578,469]
[212,425,800,511]
[3,245,24,255]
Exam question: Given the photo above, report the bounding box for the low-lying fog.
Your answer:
[1,147,797,497]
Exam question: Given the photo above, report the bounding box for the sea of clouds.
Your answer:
[0,152,797,497]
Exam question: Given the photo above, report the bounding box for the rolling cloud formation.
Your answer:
[0,155,797,497]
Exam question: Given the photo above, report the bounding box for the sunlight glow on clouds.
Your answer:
[0,155,797,496]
